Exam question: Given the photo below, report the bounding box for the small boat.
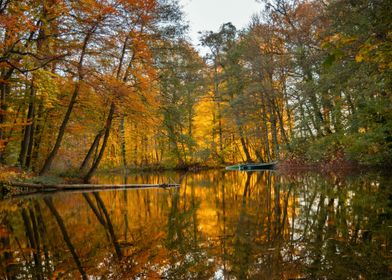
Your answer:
[225,162,277,171]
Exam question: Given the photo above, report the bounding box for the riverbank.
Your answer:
[1,158,387,191]
[0,165,182,197]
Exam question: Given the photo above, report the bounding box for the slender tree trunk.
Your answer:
[0,83,6,162]
[23,5,52,170]
[154,137,160,163]
[271,110,279,159]
[84,102,115,182]
[213,62,224,163]
[40,31,92,175]
[19,81,35,168]
[31,101,45,170]
[261,100,271,161]
[25,117,35,169]
[255,149,264,162]
[81,33,130,177]
[179,126,187,165]
[0,69,13,162]
[39,82,81,175]
[217,102,224,160]
[322,94,333,134]
[79,130,103,172]
[271,97,290,147]
[133,123,138,166]
[332,95,343,132]
[120,117,127,170]
[238,127,252,163]
[308,90,324,136]
[298,99,315,139]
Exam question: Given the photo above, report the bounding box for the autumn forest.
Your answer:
[0,0,391,181]
[1,0,392,279]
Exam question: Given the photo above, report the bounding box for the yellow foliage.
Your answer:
[193,92,215,149]
[34,69,61,109]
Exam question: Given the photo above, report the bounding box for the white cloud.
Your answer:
[180,0,262,51]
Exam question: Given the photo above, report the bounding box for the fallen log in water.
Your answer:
[6,181,180,192]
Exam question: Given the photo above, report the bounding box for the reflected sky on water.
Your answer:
[1,170,392,279]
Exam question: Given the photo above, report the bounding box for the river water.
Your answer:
[0,170,391,279]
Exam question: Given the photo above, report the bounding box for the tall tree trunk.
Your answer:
[237,123,252,163]
[120,117,127,170]
[0,69,13,162]
[79,130,103,172]
[213,61,224,163]
[261,99,271,161]
[22,2,51,170]
[271,110,279,159]
[217,102,224,162]
[25,118,35,170]
[40,31,92,175]
[39,82,81,175]
[0,83,7,161]
[271,96,290,147]
[19,81,35,168]
[298,99,315,139]
[83,102,115,182]
[332,94,343,132]
[31,101,45,170]
[81,33,130,177]
[133,123,138,166]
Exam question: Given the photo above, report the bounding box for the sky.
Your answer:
[179,0,263,51]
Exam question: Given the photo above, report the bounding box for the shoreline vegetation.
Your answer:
[1,157,388,197]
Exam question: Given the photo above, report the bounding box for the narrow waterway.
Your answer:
[1,170,391,279]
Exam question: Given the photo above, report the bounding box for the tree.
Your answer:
[155,41,205,167]
[39,0,117,175]
[200,23,237,163]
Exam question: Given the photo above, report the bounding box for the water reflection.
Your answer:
[1,170,391,279]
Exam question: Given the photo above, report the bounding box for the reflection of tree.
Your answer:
[1,214,15,280]
[1,200,54,280]
[44,197,87,280]
[33,201,51,277]
[0,171,391,279]
[230,172,252,279]
[82,192,122,258]
[21,207,43,279]
[227,171,295,280]
[164,183,213,279]
[293,173,392,279]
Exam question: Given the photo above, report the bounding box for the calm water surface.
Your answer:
[1,170,392,279]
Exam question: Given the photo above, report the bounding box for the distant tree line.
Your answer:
[197,0,391,166]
